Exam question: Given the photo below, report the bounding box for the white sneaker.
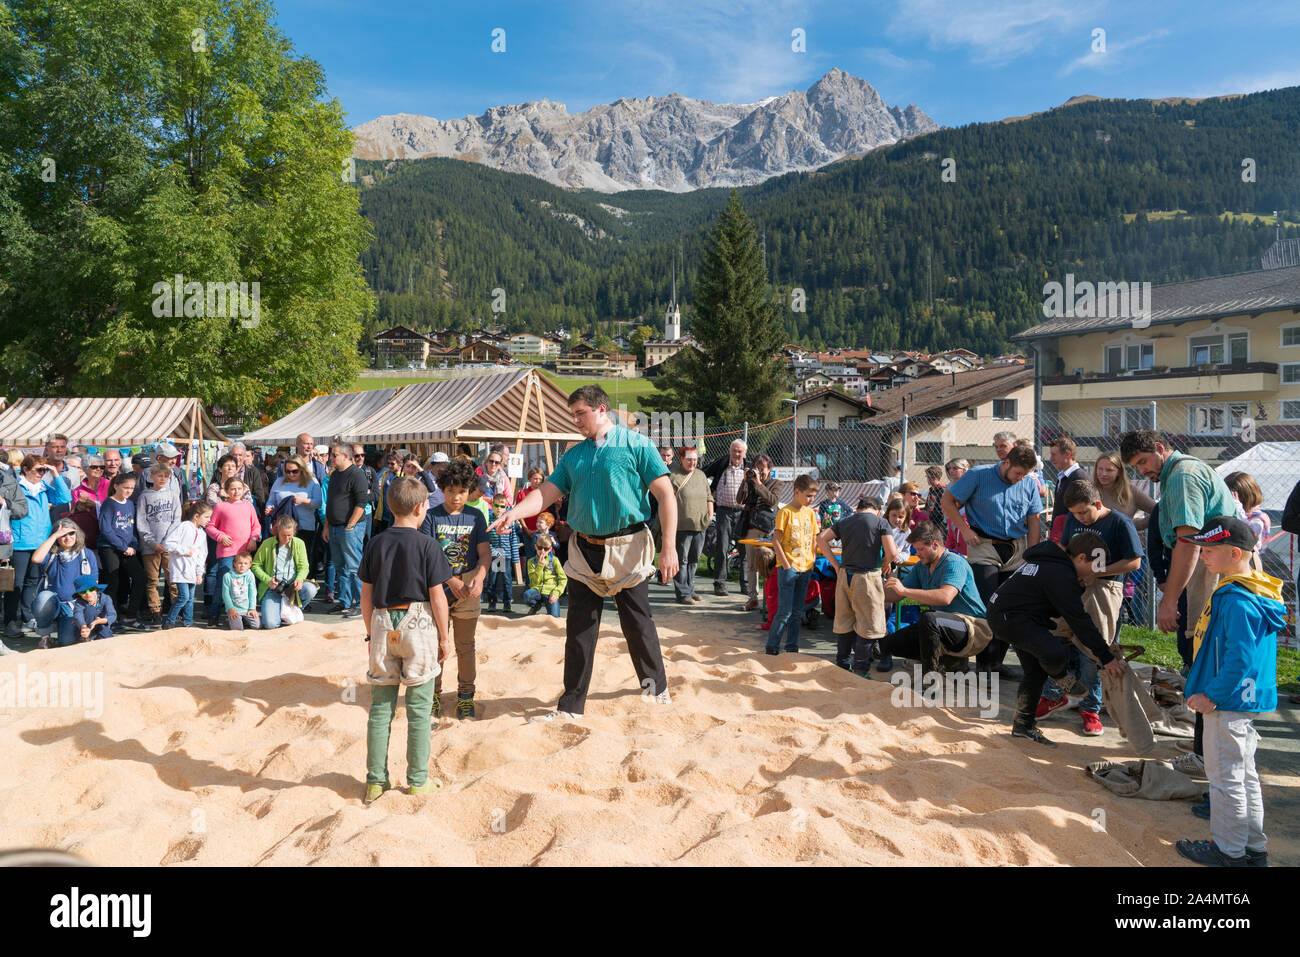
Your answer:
[0,641,17,656]
[653,689,671,705]
[529,710,582,724]
[1172,752,1205,776]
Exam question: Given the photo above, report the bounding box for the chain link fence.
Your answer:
[685,401,1298,645]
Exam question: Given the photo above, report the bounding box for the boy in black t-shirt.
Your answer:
[419,459,491,721]
[816,496,897,674]
[359,476,453,804]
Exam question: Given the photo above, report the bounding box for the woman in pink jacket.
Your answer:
[203,476,261,624]
[71,455,111,506]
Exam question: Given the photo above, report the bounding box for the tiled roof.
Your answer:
[1013,264,1300,341]
[865,366,1033,426]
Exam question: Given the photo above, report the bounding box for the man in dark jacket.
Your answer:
[230,443,269,514]
[702,439,750,595]
[988,535,1125,747]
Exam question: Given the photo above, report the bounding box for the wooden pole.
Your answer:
[514,373,533,456]
[535,371,554,472]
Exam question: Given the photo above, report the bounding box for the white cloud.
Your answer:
[860,46,930,70]
[889,0,1104,65]
[587,0,825,103]
[1059,28,1170,76]
[1184,68,1300,98]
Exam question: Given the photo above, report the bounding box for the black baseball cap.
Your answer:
[131,452,151,467]
[1179,515,1257,551]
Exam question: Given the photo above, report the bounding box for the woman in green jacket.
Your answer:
[252,514,317,627]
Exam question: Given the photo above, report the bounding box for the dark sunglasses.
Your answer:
[284,468,300,475]
[88,465,104,470]
[487,458,502,465]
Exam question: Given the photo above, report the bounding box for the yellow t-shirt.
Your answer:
[774,504,818,573]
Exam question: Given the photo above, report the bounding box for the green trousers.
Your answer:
[365,609,436,787]
[366,682,436,787]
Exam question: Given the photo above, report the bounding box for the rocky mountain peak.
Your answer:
[352,69,939,192]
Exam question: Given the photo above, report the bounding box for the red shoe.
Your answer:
[1035,696,1071,720]
[756,623,770,630]
[1081,711,1103,736]
[744,599,758,611]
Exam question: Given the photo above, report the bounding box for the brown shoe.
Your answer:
[688,595,703,604]
[743,598,758,611]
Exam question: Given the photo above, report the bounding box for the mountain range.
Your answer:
[351,68,938,192]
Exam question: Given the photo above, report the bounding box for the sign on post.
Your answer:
[507,453,524,479]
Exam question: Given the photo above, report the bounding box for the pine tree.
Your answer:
[646,192,788,424]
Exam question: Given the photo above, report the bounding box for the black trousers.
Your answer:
[712,507,742,584]
[98,546,145,619]
[972,561,1016,669]
[881,611,970,673]
[834,633,873,672]
[990,611,1070,730]
[558,538,668,714]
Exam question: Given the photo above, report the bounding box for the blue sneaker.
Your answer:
[456,693,476,720]
[1192,791,1210,819]
[1175,839,1250,867]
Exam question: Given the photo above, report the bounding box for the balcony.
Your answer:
[1042,362,1279,402]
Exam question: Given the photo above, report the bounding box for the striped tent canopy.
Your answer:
[0,396,227,446]
[244,369,581,449]
[241,386,402,446]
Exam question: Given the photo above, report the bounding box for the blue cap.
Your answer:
[73,574,108,596]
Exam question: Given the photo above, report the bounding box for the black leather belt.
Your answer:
[576,521,646,546]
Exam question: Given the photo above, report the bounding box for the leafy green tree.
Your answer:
[647,191,788,423]
[629,323,655,363]
[0,0,372,422]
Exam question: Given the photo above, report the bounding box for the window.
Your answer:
[807,415,825,429]
[1283,363,1300,385]
[1103,406,1153,436]
[1189,332,1248,366]
[1189,403,1249,436]
[966,407,979,419]
[1282,400,1300,421]
[992,399,1018,420]
[915,441,945,465]
[1284,326,1300,348]
[1105,342,1153,373]
[839,416,860,429]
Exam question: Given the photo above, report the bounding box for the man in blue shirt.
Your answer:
[941,443,1042,677]
[493,385,679,722]
[882,521,993,673]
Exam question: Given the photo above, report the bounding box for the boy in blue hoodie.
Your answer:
[1176,516,1283,868]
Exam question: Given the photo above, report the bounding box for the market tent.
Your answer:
[244,369,581,469]
[1215,442,1300,513]
[0,396,227,446]
[241,387,402,446]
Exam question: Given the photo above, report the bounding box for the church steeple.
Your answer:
[664,255,681,342]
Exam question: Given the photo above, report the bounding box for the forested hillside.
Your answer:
[358,87,1300,356]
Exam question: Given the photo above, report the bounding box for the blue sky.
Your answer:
[275,0,1300,128]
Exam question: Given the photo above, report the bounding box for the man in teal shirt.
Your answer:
[1121,428,1234,662]
[493,385,679,722]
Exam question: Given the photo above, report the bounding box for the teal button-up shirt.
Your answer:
[1157,451,1235,549]
[548,426,669,536]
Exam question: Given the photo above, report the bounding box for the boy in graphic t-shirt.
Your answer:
[419,460,491,721]
[766,474,820,656]
[359,475,453,804]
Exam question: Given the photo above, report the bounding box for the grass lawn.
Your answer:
[1120,625,1300,694]
[355,369,662,413]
